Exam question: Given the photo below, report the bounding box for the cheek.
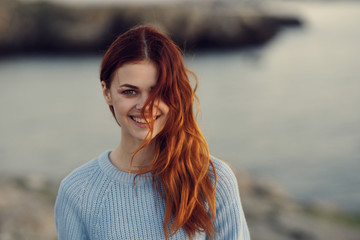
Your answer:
[159,103,170,118]
[114,98,134,112]
[111,101,132,122]
[160,107,170,128]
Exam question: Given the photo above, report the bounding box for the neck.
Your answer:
[109,139,155,173]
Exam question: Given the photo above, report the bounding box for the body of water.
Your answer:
[1,1,359,212]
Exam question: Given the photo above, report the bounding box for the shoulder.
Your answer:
[209,155,251,240]
[210,155,238,187]
[57,151,110,199]
[60,158,98,192]
[210,155,237,179]
[209,155,240,201]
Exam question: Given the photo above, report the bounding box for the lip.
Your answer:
[129,115,160,128]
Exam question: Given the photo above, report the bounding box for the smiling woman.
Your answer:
[54,25,250,240]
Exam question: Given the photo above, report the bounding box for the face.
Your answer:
[102,61,169,143]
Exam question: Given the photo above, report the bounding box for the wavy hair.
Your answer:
[100,25,217,239]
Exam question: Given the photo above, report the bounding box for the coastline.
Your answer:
[0,0,302,56]
[1,1,359,239]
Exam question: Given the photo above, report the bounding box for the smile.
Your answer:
[130,115,160,124]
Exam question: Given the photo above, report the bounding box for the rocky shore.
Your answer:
[1,170,359,240]
[0,0,302,56]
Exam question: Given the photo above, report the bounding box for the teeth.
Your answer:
[132,117,147,123]
[131,115,159,123]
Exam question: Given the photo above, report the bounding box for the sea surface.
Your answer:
[1,1,360,212]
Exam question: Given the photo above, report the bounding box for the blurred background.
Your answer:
[0,0,359,239]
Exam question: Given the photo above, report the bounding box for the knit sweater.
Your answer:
[55,150,250,240]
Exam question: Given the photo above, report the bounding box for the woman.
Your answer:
[55,25,250,240]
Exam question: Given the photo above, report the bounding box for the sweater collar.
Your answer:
[98,150,153,184]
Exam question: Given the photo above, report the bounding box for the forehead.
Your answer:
[113,61,158,88]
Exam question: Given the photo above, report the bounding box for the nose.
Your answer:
[135,93,148,110]
[135,103,143,110]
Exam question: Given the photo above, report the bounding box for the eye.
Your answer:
[122,89,137,95]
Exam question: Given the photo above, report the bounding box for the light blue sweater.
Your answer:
[55,150,250,239]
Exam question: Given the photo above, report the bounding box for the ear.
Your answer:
[101,81,112,105]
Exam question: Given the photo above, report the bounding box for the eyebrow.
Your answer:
[119,84,156,90]
[119,84,139,89]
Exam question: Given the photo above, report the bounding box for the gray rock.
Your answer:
[0,0,302,56]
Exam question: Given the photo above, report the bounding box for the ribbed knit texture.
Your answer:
[55,150,250,239]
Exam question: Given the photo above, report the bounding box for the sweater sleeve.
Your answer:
[210,158,251,240]
[54,176,89,240]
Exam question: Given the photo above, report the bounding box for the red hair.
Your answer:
[100,25,217,239]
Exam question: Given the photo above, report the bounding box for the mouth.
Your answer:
[130,115,160,124]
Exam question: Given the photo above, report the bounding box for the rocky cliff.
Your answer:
[0,0,301,56]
